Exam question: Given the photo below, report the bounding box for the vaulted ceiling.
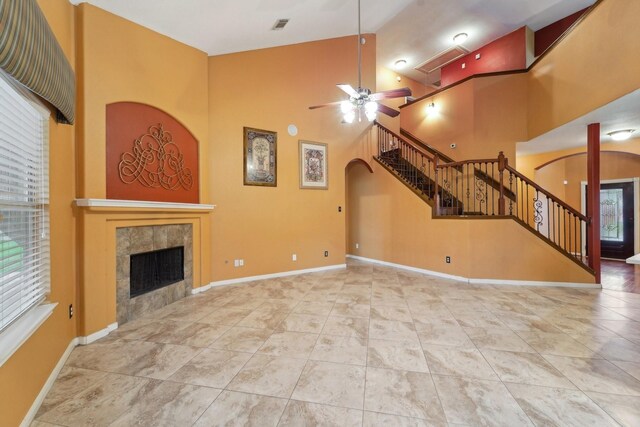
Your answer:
[70,0,594,82]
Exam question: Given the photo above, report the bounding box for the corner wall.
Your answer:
[208,35,377,281]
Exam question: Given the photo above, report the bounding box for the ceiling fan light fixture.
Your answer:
[608,129,635,141]
[453,32,468,45]
[341,100,354,114]
[394,59,407,70]
[343,110,356,124]
[365,100,378,113]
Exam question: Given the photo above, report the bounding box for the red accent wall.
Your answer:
[106,102,200,203]
[535,8,588,57]
[440,27,527,88]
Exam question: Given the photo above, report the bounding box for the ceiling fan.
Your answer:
[309,0,411,123]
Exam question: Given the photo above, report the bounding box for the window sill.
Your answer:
[0,302,57,367]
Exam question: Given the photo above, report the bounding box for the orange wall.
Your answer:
[399,73,528,162]
[528,0,640,139]
[347,157,594,283]
[209,35,377,281]
[376,66,428,133]
[0,1,78,425]
[74,4,212,334]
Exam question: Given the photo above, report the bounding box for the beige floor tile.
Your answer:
[417,325,475,348]
[237,309,290,329]
[209,326,272,352]
[362,411,437,426]
[168,348,252,388]
[364,367,445,423]
[506,384,618,427]
[258,331,319,358]
[330,302,371,318]
[370,320,419,342]
[194,391,287,427]
[432,375,532,426]
[110,381,220,426]
[35,367,108,417]
[367,339,429,373]
[310,334,368,366]
[612,360,640,381]
[481,350,575,389]
[582,336,640,362]
[464,327,535,353]
[292,361,366,409]
[293,301,335,315]
[322,316,368,339]
[279,400,362,427]
[515,330,599,358]
[227,354,306,398]
[544,355,640,395]
[145,322,231,347]
[277,313,326,333]
[451,310,505,328]
[371,306,413,322]
[423,346,498,380]
[198,307,253,326]
[586,391,640,427]
[37,374,159,426]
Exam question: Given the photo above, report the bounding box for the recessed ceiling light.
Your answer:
[453,33,468,45]
[394,59,407,70]
[608,129,635,141]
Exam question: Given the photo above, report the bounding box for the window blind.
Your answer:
[0,71,50,332]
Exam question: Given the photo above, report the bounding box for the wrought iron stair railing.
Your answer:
[373,122,591,270]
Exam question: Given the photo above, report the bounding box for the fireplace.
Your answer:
[130,246,185,297]
[116,224,193,325]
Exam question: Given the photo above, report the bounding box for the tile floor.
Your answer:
[602,260,640,294]
[33,260,640,426]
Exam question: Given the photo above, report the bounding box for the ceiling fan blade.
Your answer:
[308,100,343,110]
[377,103,400,118]
[370,87,412,101]
[337,84,359,98]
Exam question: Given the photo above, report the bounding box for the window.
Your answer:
[0,71,50,333]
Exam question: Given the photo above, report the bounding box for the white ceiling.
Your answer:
[518,89,640,156]
[70,0,594,82]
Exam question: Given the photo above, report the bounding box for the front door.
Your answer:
[598,182,635,259]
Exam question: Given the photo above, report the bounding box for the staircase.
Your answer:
[373,121,593,273]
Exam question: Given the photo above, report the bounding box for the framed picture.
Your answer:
[244,127,277,186]
[299,140,328,189]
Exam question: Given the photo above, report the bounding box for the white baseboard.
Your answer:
[192,264,347,294]
[346,255,600,289]
[77,322,118,345]
[20,337,79,427]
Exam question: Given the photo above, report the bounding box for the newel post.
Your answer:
[498,151,506,215]
[433,154,440,215]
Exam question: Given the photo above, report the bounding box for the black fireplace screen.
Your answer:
[130,246,184,298]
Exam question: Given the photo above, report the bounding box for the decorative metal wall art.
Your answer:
[118,124,193,191]
[244,127,277,186]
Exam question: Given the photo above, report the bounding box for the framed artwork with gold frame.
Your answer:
[243,127,277,186]
[299,140,328,190]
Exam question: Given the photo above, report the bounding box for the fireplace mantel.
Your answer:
[75,198,215,212]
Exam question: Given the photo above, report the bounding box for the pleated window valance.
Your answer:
[0,0,75,124]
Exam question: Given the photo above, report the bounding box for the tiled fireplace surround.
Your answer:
[116,224,193,325]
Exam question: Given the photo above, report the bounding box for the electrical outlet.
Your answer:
[475,53,481,60]
[239,259,244,267]
[338,206,342,212]
[461,63,466,69]
[446,256,451,264]
[234,259,239,267]
[324,251,329,257]
[355,243,359,249]
[68,304,73,319]
[292,254,297,261]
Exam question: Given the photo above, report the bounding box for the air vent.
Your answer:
[415,46,469,74]
[272,19,289,30]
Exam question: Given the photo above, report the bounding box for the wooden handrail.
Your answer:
[436,158,499,168]
[505,165,588,222]
[374,121,435,161]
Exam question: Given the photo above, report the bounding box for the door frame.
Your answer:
[580,177,639,259]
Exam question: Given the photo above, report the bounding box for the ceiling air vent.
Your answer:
[272,19,290,31]
[415,46,469,75]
